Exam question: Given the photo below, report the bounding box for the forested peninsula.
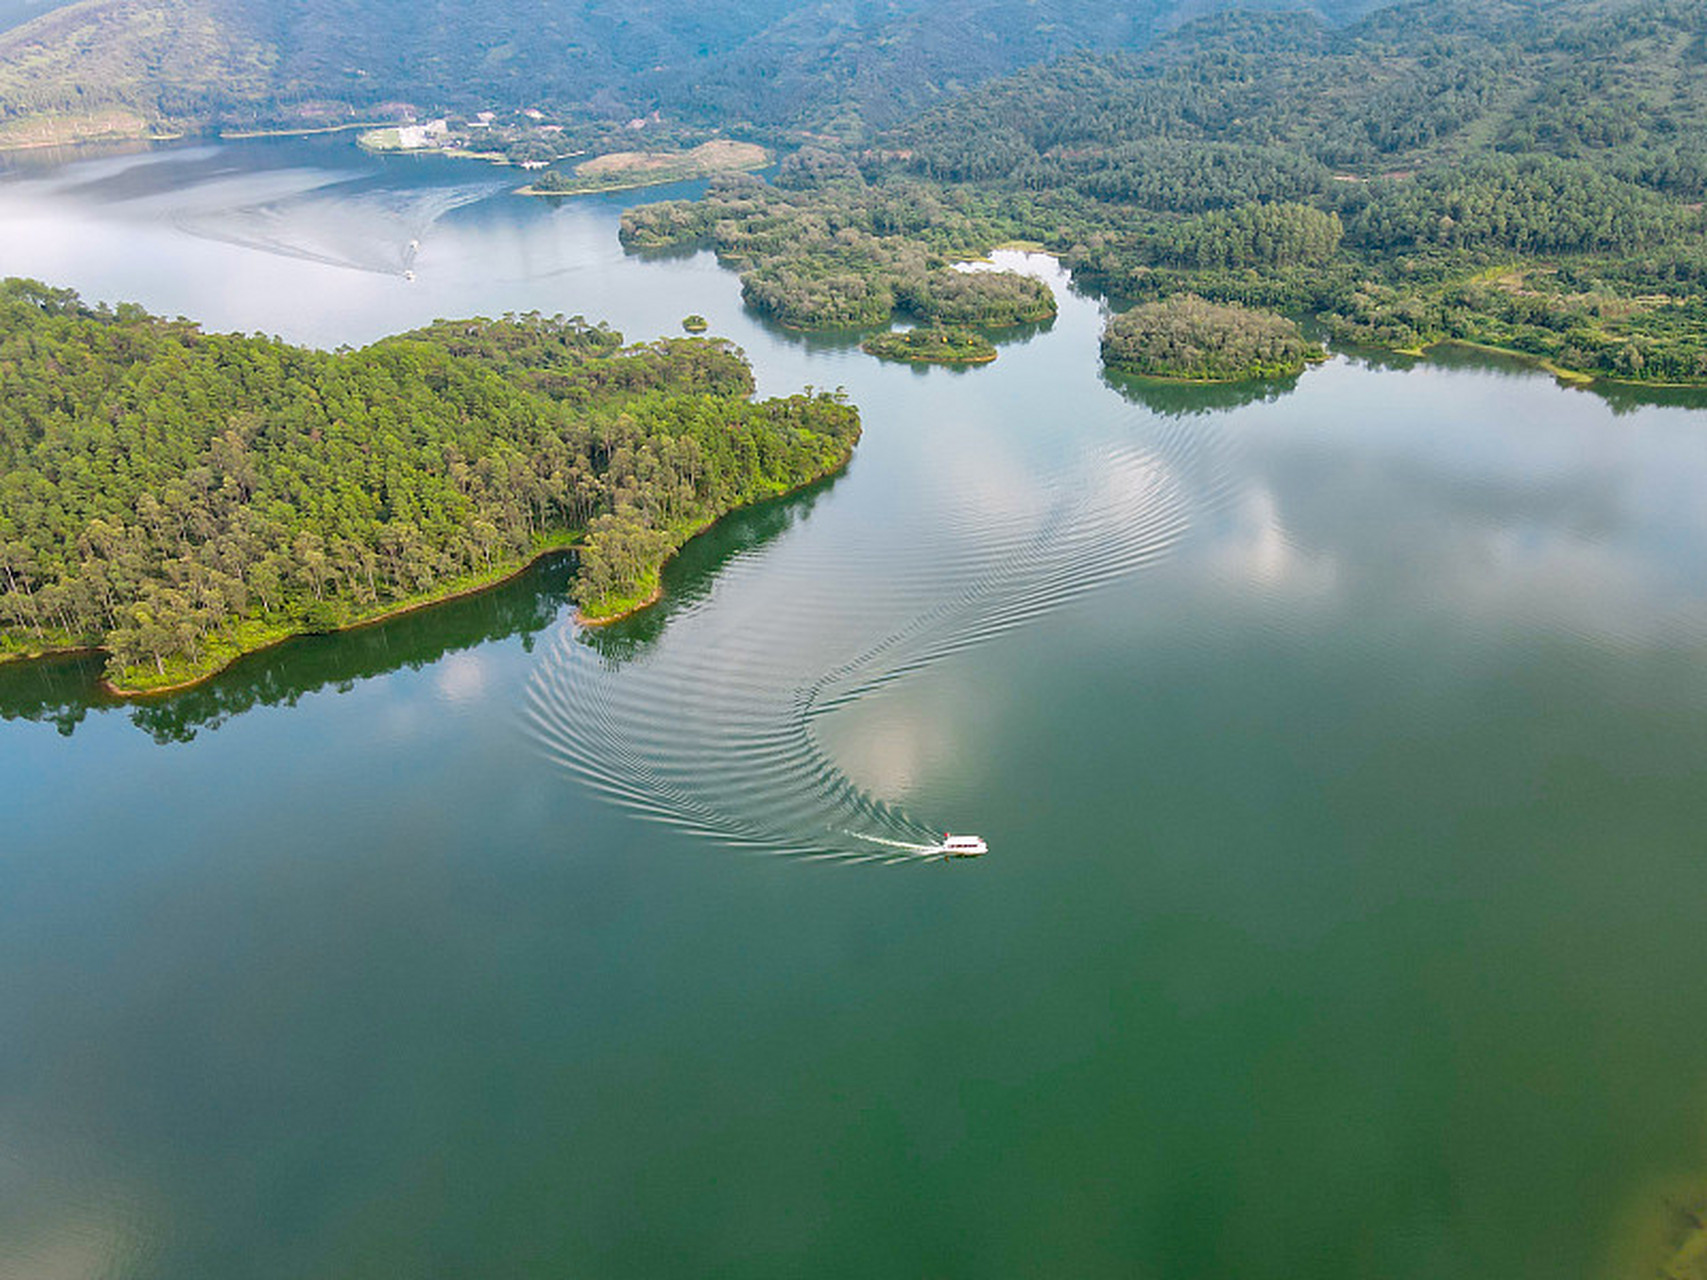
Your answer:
[0,279,859,693]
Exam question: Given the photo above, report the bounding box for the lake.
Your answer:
[3,136,1707,1279]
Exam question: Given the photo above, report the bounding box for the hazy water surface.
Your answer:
[2,138,1707,1279]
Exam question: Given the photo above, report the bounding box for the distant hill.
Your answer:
[0,0,1403,141]
[665,0,1397,131]
[889,0,1707,188]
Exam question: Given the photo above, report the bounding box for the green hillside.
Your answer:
[0,0,278,142]
[0,0,1398,141]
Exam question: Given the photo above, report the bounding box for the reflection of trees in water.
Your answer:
[977,312,1056,351]
[1338,341,1707,416]
[1101,367,1302,417]
[1326,342,1424,376]
[620,241,708,266]
[0,652,118,737]
[746,306,1057,362]
[745,311,871,357]
[575,474,837,665]
[1576,375,1707,417]
[0,557,577,744]
[0,475,840,743]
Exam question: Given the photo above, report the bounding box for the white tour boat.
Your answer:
[938,833,988,857]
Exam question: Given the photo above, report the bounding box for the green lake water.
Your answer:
[3,138,1707,1279]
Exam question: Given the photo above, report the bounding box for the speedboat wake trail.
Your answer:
[523,403,1240,863]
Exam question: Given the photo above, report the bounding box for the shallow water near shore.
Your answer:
[3,137,1707,1278]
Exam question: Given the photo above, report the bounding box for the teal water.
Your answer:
[3,138,1707,1278]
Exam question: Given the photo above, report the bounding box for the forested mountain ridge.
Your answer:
[0,280,859,691]
[892,0,1707,185]
[663,0,1393,133]
[0,0,1396,142]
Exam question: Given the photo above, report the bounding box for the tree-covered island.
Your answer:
[862,327,998,364]
[1100,295,1324,381]
[0,279,859,693]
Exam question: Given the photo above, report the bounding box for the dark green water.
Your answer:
[3,138,1707,1279]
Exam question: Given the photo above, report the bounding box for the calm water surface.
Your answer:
[3,138,1707,1278]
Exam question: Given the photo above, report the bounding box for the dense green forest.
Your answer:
[0,279,858,691]
[891,0,1707,380]
[0,0,1393,143]
[1101,295,1324,380]
[611,0,1707,381]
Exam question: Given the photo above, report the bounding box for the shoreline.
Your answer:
[573,457,853,628]
[575,581,665,627]
[219,122,391,141]
[107,540,582,698]
[518,163,769,199]
[0,127,182,153]
[870,354,998,365]
[0,540,582,701]
[0,642,103,667]
[1102,354,1325,384]
[1417,338,1602,386]
[1107,333,1707,391]
[1376,335,1707,389]
[952,241,1053,267]
[7,455,853,698]
[862,346,998,366]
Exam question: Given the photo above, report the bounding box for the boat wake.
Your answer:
[174,178,504,276]
[523,396,1241,864]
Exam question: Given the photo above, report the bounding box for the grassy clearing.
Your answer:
[862,326,998,364]
[522,139,767,196]
[0,107,155,149]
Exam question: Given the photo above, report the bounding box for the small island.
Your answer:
[1100,294,1325,382]
[861,326,997,365]
[521,140,769,196]
[0,280,859,694]
[682,314,709,333]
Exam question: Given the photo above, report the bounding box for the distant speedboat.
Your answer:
[938,833,988,857]
[403,269,415,282]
